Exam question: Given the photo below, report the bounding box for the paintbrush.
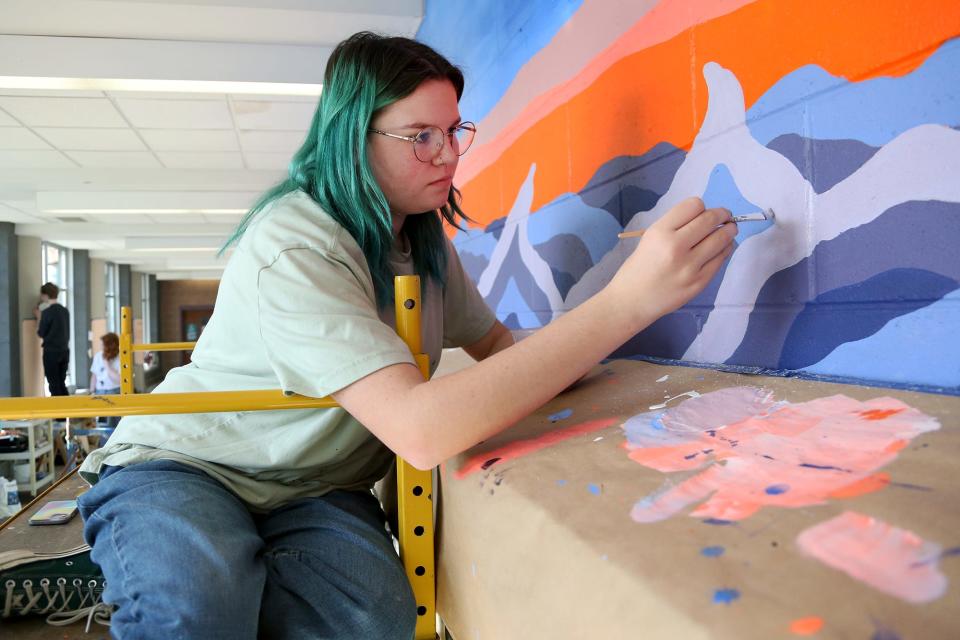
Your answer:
[617,208,776,239]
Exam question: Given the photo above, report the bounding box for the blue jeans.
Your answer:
[77,460,416,639]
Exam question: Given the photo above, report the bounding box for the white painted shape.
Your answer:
[114,98,234,130]
[34,127,144,151]
[648,391,702,411]
[656,375,670,382]
[0,96,126,127]
[139,129,238,151]
[0,127,51,150]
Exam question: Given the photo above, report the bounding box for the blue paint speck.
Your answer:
[549,408,573,422]
[765,484,790,495]
[713,588,740,605]
[556,479,567,487]
[703,518,734,526]
[701,546,725,558]
[588,483,602,496]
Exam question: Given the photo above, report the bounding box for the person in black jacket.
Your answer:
[35,282,71,396]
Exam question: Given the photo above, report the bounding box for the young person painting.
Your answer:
[77,32,736,639]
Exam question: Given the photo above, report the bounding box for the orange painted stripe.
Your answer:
[456,0,960,229]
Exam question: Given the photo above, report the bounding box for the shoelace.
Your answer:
[3,577,114,631]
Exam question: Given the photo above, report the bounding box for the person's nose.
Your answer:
[433,133,457,166]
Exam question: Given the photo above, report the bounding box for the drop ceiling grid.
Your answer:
[0,91,315,169]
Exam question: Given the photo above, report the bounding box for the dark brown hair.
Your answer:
[40,282,59,298]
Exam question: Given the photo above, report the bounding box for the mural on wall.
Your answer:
[417,0,960,391]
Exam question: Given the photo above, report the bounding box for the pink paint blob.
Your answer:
[624,388,939,522]
[796,511,948,603]
[455,418,619,479]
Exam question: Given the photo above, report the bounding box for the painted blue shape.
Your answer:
[806,288,960,389]
[495,277,538,328]
[779,269,959,370]
[764,484,790,495]
[548,408,573,422]
[526,193,621,264]
[701,546,726,558]
[747,37,960,147]
[556,479,567,487]
[417,0,583,123]
[701,164,772,243]
[712,588,741,605]
[703,518,734,526]
[452,225,499,261]
[728,201,960,387]
[587,483,602,496]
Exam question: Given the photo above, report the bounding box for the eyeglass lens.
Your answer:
[413,124,476,162]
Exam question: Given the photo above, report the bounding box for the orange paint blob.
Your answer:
[829,472,890,499]
[860,408,905,420]
[789,617,824,635]
[455,418,618,479]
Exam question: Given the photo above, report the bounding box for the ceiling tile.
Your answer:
[0,127,52,150]
[239,130,305,153]
[64,151,162,168]
[156,152,244,169]
[0,149,75,168]
[143,213,217,224]
[34,127,145,151]
[0,97,126,127]
[0,109,18,126]
[232,100,315,131]
[107,91,228,101]
[114,98,233,129]
[244,152,290,170]
[140,129,238,152]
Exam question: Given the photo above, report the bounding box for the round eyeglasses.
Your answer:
[368,122,476,163]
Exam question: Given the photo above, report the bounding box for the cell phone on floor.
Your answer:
[28,500,79,526]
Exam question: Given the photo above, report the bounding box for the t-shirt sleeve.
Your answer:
[256,243,416,399]
[441,240,497,349]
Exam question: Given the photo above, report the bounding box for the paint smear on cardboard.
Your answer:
[796,511,948,603]
[789,617,824,635]
[624,387,939,522]
[455,418,618,478]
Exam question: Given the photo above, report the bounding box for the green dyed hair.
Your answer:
[221,32,471,307]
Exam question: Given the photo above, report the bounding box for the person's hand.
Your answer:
[607,197,737,327]
[33,305,40,320]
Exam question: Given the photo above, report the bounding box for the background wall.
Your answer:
[157,279,219,377]
[418,0,960,392]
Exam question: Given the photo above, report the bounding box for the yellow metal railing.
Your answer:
[0,275,436,639]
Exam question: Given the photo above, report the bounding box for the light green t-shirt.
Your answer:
[79,191,496,511]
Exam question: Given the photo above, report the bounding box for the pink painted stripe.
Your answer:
[460,0,759,186]
[455,417,619,479]
[796,511,948,603]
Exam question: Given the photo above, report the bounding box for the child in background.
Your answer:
[89,332,121,430]
[77,32,737,639]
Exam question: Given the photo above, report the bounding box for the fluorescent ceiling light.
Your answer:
[47,209,247,215]
[38,192,259,214]
[159,265,226,271]
[0,76,321,96]
[131,247,219,253]
[126,236,227,251]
